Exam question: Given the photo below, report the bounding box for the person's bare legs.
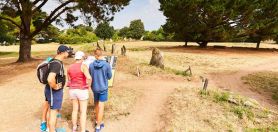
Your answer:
[49,109,58,132]
[79,100,88,132]
[42,101,49,122]
[96,102,105,127]
[72,99,79,131]
[94,101,99,123]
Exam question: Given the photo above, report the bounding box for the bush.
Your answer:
[112,32,122,41]
[144,28,173,41]
[58,28,98,44]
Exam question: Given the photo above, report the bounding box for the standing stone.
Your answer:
[97,42,101,49]
[103,43,107,51]
[111,44,116,54]
[149,48,164,69]
[121,45,126,56]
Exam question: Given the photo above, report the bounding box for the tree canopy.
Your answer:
[128,19,145,39]
[95,22,115,39]
[159,0,278,48]
[118,26,130,38]
[58,25,98,44]
[0,0,130,62]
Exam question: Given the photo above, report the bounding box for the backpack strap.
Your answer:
[49,60,64,77]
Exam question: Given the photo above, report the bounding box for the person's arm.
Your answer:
[67,68,71,81]
[107,64,112,80]
[47,73,61,90]
[67,68,71,87]
[82,64,92,80]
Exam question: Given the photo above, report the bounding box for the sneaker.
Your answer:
[95,127,101,132]
[72,126,78,132]
[56,128,66,132]
[40,121,47,131]
[94,122,104,129]
[100,123,104,129]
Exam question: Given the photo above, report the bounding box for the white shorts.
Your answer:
[69,89,89,100]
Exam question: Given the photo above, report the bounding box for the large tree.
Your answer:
[238,0,278,49]
[160,0,256,48]
[94,22,115,39]
[118,26,129,38]
[0,0,130,62]
[128,19,144,39]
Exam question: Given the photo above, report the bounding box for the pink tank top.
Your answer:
[68,63,88,89]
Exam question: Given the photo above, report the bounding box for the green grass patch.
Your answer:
[231,106,254,119]
[245,127,278,132]
[0,52,18,58]
[165,67,191,77]
[198,90,266,121]
[213,91,230,102]
[242,72,278,103]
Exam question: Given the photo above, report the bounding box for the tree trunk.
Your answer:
[149,48,164,69]
[198,42,208,48]
[184,41,188,47]
[18,34,32,62]
[17,3,32,62]
[256,41,261,49]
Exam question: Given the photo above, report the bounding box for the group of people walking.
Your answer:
[40,45,112,132]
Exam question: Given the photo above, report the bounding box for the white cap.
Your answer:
[74,51,85,60]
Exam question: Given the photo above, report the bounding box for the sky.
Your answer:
[42,0,166,31]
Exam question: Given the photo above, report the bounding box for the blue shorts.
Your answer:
[93,90,108,102]
[45,85,63,110]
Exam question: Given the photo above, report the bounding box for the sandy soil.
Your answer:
[209,58,278,109]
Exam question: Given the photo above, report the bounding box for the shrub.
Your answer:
[58,29,98,44]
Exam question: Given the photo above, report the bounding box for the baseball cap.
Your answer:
[74,51,85,60]
[57,45,70,53]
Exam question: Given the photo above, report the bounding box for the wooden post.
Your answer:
[185,66,192,76]
[136,66,141,77]
[203,78,208,90]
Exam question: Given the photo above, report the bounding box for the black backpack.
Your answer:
[37,59,62,84]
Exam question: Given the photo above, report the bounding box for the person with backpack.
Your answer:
[40,57,52,132]
[44,45,69,132]
[89,48,112,132]
[67,51,92,132]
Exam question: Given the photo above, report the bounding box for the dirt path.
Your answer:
[103,79,184,132]
[0,70,44,131]
[0,67,184,132]
[209,58,278,109]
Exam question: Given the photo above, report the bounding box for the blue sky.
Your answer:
[110,0,166,31]
[42,0,166,31]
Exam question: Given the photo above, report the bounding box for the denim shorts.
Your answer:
[44,85,63,110]
[93,90,108,102]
